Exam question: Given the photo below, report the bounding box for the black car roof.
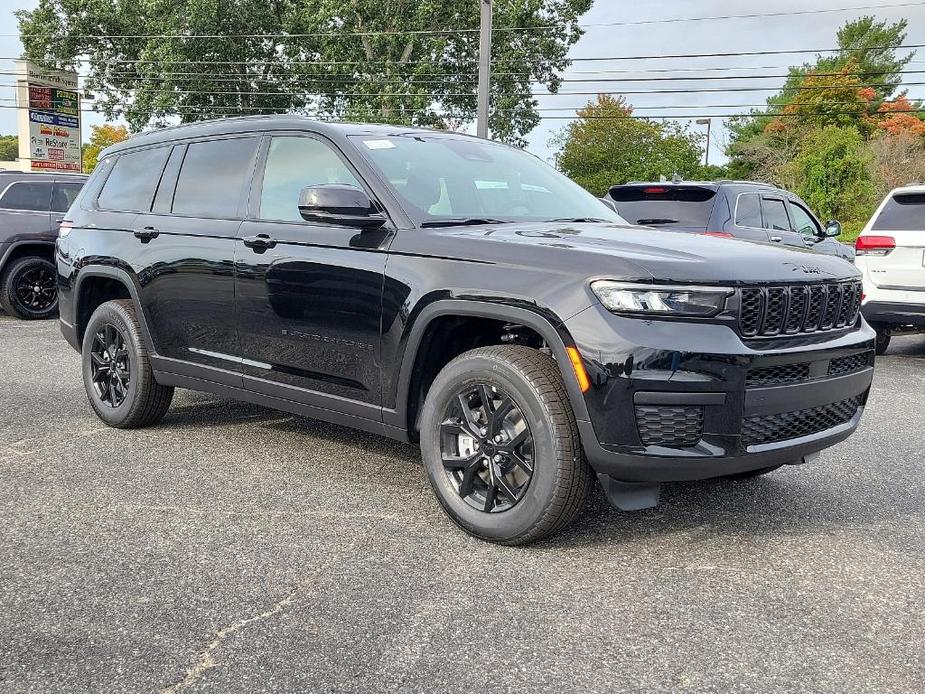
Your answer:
[102,115,481,158]
[0,170,87,181]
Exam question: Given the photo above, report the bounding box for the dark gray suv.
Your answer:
[0,171,87,319]
[603,180,854,261]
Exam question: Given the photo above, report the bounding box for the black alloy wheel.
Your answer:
[15,266,56,313]
[440,382,535,513]
[89,323,132,408]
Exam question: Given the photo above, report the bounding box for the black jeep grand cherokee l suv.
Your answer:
[57,117,874,544]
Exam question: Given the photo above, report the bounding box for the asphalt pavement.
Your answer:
[1,314,923,693]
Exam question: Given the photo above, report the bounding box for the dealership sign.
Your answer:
[15,61,82,172]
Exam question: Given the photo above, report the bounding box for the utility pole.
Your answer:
[696,118,712,167]
[477,0,493,139]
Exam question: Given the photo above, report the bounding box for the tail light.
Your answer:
[855,235,895,256]
[58,220,74,238]
[701,231,735,239]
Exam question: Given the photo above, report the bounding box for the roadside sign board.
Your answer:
[15,61,82,173]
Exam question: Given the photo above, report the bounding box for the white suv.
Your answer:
[855,185,925,354]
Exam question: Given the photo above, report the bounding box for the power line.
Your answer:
[5,67,923,86]
[4,43,922,69]
[9,2,924,39]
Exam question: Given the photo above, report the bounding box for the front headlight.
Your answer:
[591,281,732,317]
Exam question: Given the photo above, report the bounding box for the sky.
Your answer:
[2,0,924,165]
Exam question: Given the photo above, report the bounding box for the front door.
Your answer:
[234,134,392,414]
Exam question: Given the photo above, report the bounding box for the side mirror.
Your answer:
[824,220,842,238]
[298,184,387,229]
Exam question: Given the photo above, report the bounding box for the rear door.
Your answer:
[759,196,800,247]
[730,192,773,242]
[865,192,925,290]
[51,179,85,220]
[130,136,260,378]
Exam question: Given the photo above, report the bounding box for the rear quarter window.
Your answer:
[98,147,171,212]
[872,193,925,231]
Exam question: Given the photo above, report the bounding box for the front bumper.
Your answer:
[565,303,875,483]
[861,300,925,328]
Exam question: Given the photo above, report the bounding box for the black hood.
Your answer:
[428,222,860,285]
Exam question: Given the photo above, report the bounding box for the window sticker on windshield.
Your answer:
[363,139,396,150]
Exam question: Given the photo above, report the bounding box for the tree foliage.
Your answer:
[725,17,923,237]
[81,124,130,173]
[17,0,592,145]
[0,135,17,162]
[552,95,704,196]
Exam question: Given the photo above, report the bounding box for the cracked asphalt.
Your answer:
[1,314,924,693]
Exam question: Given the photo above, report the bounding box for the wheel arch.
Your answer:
[387,300,592,436]
[0,240,56,272]
[73,266,156,351]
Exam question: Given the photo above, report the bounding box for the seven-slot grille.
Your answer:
[739,282,862,338]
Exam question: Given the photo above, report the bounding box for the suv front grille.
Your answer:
[635,406,703,448]
[742,396,862,446]
[739,282,862,338]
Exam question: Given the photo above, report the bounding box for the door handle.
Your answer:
[243,234,277,253]
[133,226,160,243]
[770,236,783,242]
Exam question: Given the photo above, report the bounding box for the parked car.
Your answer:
[0,170,87,319]
[603,180,854,260]
[855,185,925,354]
[57,117,874,545]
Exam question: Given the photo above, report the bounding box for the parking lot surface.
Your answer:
[1,315,923,693]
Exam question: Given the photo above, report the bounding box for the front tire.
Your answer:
[420,345,592,545]
[0,256,58,319]
[81,299,174,428]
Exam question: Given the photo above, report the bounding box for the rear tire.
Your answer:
[420,345,592,545]
[0,256,58,320]
[81,299,174,428]
[875,329,891,356]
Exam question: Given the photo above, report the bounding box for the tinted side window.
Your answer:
[735,193,762,227]
[98,147,171,212]
[172,138,259,218]
[51,182,84,213]
[872,193,925,231]
[259,136,362,222]
[788,201,821,237]
[0,181,52,211]
[761,198,791,231]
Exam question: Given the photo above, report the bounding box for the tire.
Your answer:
[723,464,783,480]
[420,345,592,545]
[0,256,59,320]
[875,329,891,356]
[81,299,174,428]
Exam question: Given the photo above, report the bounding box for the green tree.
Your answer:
[552,95,704,196]
[81,124,130,173]
[17,0,592,145]
[0,135,17,162]
[784,126,876,236]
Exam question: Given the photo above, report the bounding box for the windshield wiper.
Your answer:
[546,217,612,223]
[635,218,679,225]
[420,218,509,228]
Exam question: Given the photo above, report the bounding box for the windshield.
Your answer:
[349,133,624,226]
